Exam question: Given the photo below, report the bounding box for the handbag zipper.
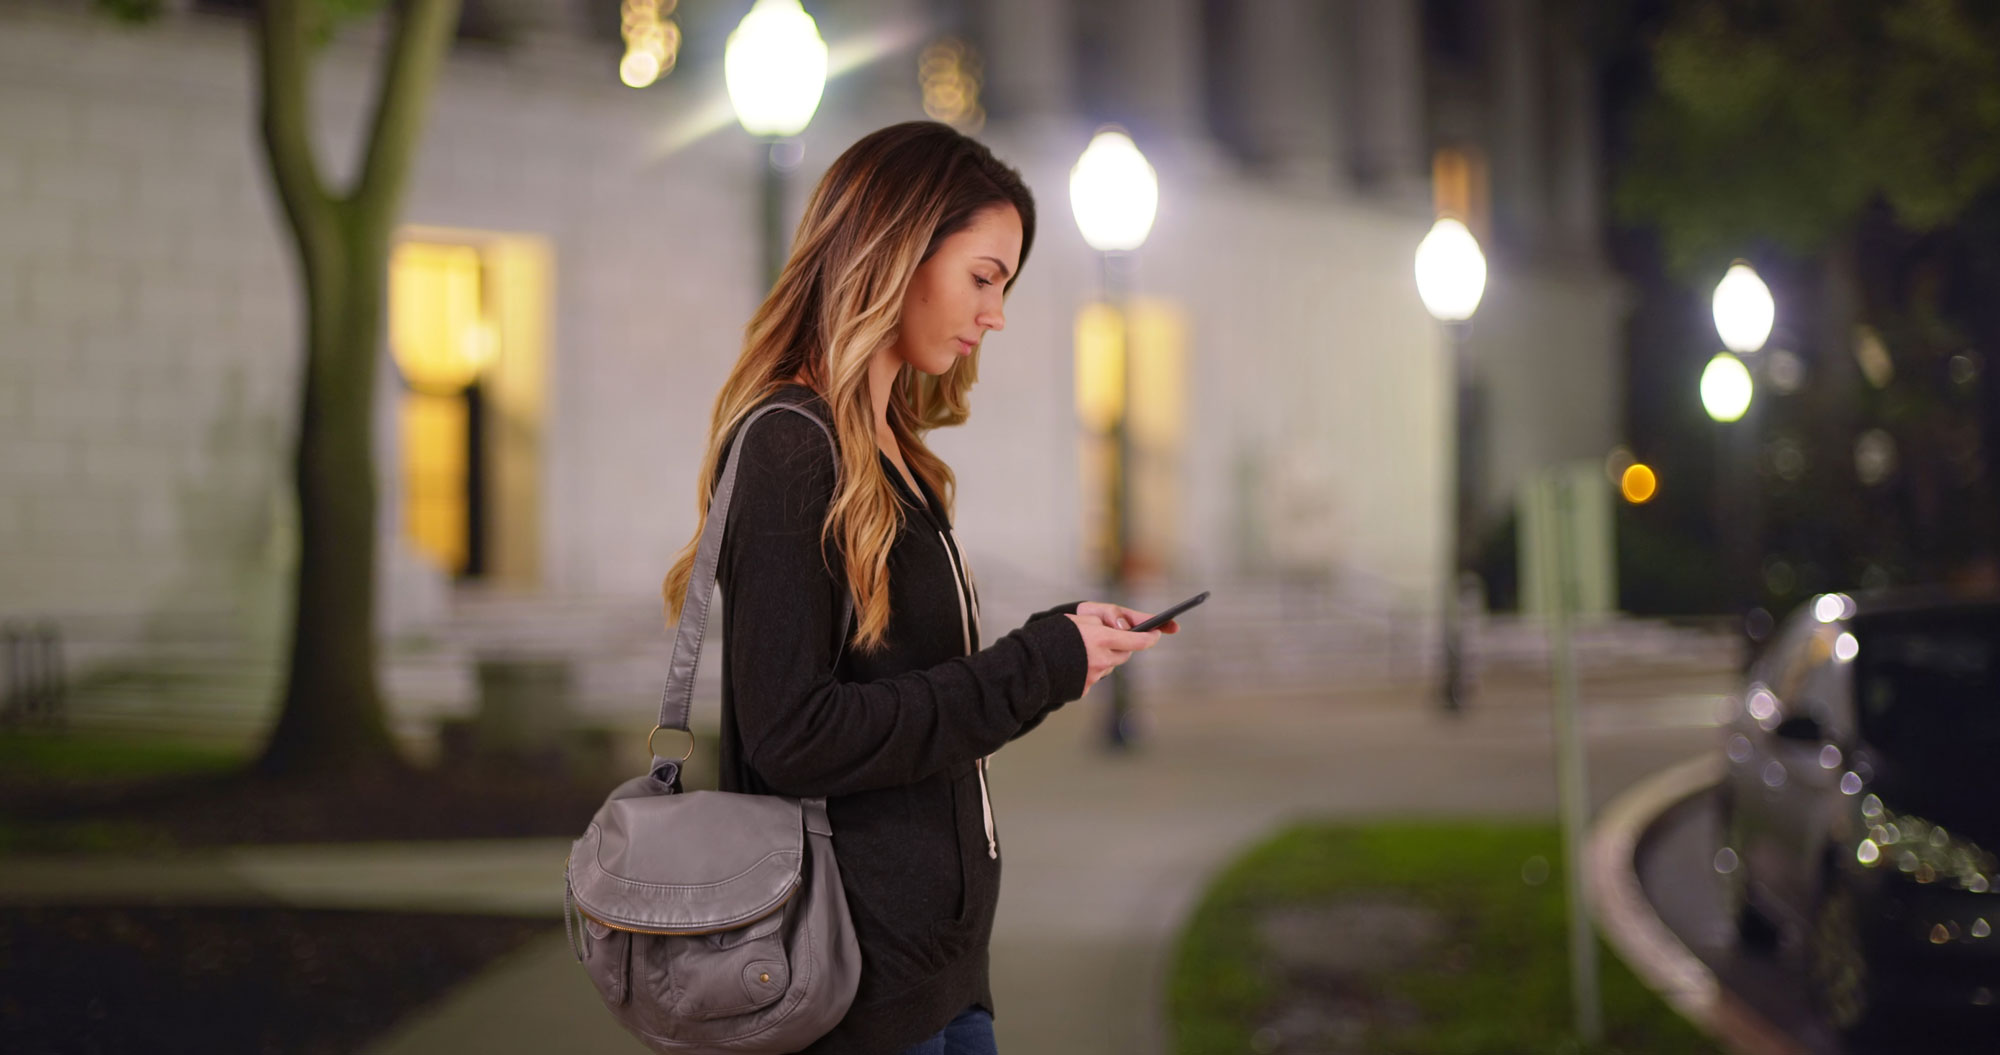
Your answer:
[936,528,999,861]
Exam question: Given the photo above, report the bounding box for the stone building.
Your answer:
[0,0,1620,733]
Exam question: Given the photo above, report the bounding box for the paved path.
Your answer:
[0,662,1734,1054]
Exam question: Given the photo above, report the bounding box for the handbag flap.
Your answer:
[570,785,804,934]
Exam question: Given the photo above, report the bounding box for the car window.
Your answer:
[1792,651,1852,737]
[1772,621,1833,702]
[1753,611,1813,691]
[1854,613,2000,757]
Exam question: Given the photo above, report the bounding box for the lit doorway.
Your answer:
[387,230,551,587]
[1074,297,1187,581]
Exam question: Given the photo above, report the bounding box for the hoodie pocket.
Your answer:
[930,765,998,954]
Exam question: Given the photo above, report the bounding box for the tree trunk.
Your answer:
[252,0,461,777]
[259,218,400,775]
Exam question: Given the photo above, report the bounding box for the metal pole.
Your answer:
[1737,387,1763,658]
[1714,414,1755,665]
[761,139,785,292]
[1541,469,1603,1043]
[1104,250,1136,749]
[1440,323,1473,712]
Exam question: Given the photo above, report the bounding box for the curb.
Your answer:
[1586,754,1805,1055]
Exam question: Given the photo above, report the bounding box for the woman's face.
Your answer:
[891,203,1022,377]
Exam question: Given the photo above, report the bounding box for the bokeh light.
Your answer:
[1766,348,1805,394]
[1700,352,1752,423]
[1413,217,1486,322]
[1712,262,1773,354]
[1604,445,1635,483]
[1855,428,1898,486]
[1619,463,1656,504]
[1854,325,1895,389]
[619,0,680,89]
[1069,129,1159,253]
[919,37,985,132]
[620,49,662,89]
[724,0,828,137]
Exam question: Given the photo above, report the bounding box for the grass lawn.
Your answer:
[1168,820,1719,1055]
[0,729,249,784]
[0,731,252,854]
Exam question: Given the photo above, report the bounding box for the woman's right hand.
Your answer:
[1063,613,1162,697]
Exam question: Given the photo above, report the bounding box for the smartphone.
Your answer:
[1130,591,1209,633]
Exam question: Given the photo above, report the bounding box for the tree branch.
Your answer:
[256,0,334,250]
[352,0,462,221]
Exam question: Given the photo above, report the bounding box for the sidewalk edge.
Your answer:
[1586,753,1805,1055]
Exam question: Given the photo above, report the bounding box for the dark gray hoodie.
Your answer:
[714,384,1088,1054]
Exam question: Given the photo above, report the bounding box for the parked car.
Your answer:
[1718,590,2000,1039]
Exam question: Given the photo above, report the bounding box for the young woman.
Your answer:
[661,121,1176,1054]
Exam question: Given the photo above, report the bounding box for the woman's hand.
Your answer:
[1074,601,1182,635]
[1064,606,1166,697]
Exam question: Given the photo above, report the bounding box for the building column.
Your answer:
[1491,0,1548,254]
[1078,0,1203,144]
[1548,33,1602,261]
[977,0,1075,122]
[1230,0,1342,189]
[1343,0,1426,200]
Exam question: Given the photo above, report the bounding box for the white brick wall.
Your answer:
[0,1,1619,668]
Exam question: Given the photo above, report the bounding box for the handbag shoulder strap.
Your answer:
[654,400,852,770]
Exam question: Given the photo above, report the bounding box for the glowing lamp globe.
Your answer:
[1068,129,1159,253]
[1712,262,1775,354]
[1414,218,1486,322]
[724,0,828,138]
[1701,352,1754,423]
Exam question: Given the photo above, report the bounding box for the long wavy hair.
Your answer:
[662,121,1037,652]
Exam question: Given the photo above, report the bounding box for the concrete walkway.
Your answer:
[0,661,1734,1054]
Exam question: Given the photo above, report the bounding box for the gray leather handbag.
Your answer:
[565,402,861,1053]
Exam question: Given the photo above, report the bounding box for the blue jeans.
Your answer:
[895,1005,997,1055]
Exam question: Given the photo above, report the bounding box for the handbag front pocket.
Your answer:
[582,917,633,1007]
[633,904,793,1023]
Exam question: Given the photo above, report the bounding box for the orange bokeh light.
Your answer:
[1621,463,1658,504]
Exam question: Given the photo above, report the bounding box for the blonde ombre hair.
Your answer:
[662,122,1037,652]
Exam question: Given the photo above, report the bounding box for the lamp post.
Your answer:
[1414,217,1487,713]
[1708,262,1773,651]
[1069,128,1158,750]
[724,0,827,291]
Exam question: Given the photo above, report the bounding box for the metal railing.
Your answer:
[2,621,67,729]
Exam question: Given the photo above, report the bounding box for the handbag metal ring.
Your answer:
[647,725,695,762]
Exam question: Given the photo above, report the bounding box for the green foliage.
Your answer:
[94,0,165,22]
[301,0,391,49]
[0,730,248,783]
[1619,0,2000,277]
[1169,821,1718,1055]
[94,0,390,48]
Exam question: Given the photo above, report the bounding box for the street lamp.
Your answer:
[1707,261,1772,658]
[1700,353,1753,423]
[725,0,827,290]
[1712,261,1774,355]
[1414,217,1487,713]
[1069,131,1158,252]
[1070,128,1158,750]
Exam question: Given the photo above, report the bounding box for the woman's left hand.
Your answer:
[1075,601,1181,635]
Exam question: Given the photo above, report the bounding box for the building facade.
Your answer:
[0,0,1620,705]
